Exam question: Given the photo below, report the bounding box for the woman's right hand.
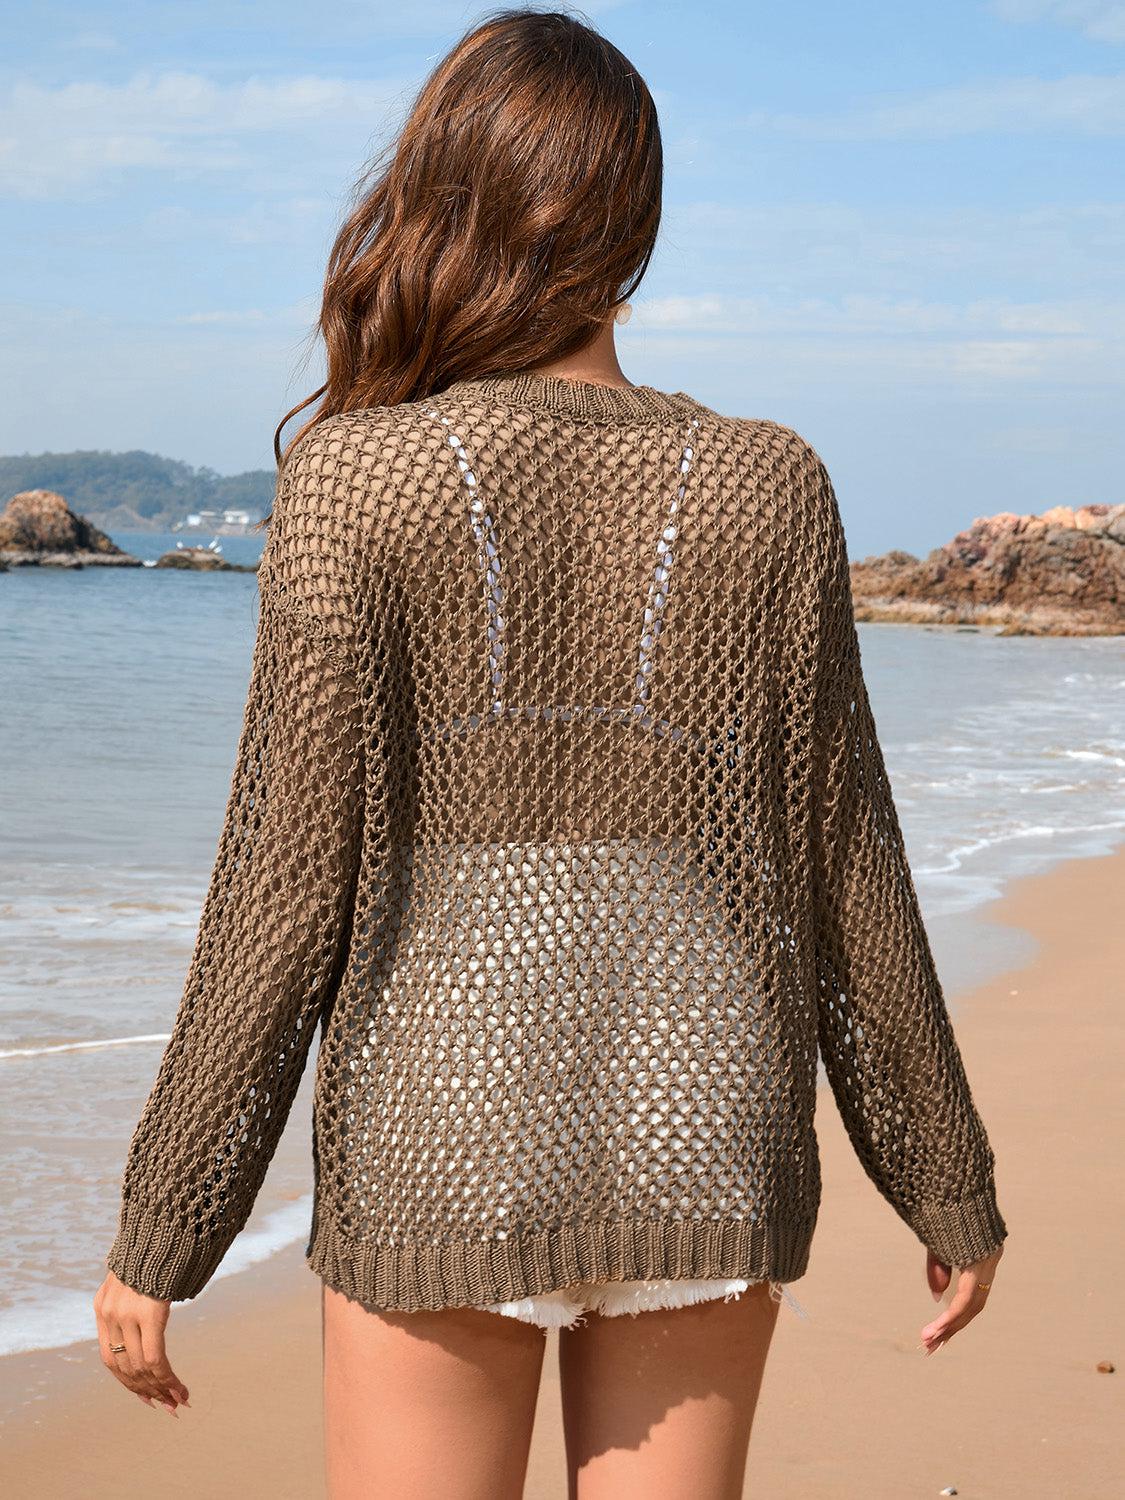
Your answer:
[919,1242,1004,1354]
[94,1271,190,1414]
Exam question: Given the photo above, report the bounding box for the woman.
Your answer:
[94,8,1007,1497]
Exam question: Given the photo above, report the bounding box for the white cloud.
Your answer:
[751,71,1125,139]
[0,70,408,199]
[0,299,324,471]
[946,338,1067,377]
[178,310,269,325]
[631,292,1118,392]
[638,292,1112,338]
[662,199,1125,303]
[140,196,328,247]
[177,302,314,326]
[634,326,1109,396]
[992,1,1125,43]
[636,199,1125,402]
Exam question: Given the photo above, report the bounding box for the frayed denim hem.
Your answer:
[475,1276,810,1332]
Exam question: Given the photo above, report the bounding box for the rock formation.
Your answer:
[0,490,141,568]
[850,504,1124,635]
[153,547,256,572]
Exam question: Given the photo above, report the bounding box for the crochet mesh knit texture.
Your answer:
[107,372,1008,1308]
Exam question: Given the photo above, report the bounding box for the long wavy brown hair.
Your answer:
[266,5,662,510]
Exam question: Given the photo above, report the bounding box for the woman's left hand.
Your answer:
[94,1271,189,1414]
[920,1242,1004,1355]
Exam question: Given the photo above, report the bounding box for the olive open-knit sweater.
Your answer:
[106,371,1008,1309]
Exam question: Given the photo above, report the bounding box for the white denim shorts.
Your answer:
[473,1276,810,1331]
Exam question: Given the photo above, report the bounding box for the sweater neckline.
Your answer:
[437,371,708,424]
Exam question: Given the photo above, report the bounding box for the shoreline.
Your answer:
[6,819,1120,1364]
[1,820,1113,1364]
[2,838,1123,1497]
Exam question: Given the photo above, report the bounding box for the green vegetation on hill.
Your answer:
[0,450,276,532]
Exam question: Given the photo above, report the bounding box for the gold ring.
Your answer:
[976,1281,991,1291]
[109,1343,127,1354]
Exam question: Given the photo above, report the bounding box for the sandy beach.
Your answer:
[3,840,1122,1499]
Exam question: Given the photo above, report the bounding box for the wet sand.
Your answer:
[3,842,1122,1498]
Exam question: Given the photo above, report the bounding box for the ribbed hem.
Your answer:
[106,1205,236,1302]
[436,372,710,425]
[306,1211,817,1313]
[907,1184,1009,1268]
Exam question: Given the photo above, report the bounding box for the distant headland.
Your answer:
[0,448,273,534]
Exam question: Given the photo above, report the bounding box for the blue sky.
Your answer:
[2,0,1123,554]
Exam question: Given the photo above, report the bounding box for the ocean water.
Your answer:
[1,532,1123,1357]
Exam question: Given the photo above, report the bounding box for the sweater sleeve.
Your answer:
[807,453,1008,1270]
[105,433,366,1301]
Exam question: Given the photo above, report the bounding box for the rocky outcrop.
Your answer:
[0,490,141,568]
[153,547,256,573]
[850,504,1124,636]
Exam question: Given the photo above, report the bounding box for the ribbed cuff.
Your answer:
[106,1204,234,1302]
[907,1183,1009,1268]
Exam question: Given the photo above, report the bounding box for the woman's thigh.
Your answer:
[321,1283,547,1500]
[558,1282,781,1500]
